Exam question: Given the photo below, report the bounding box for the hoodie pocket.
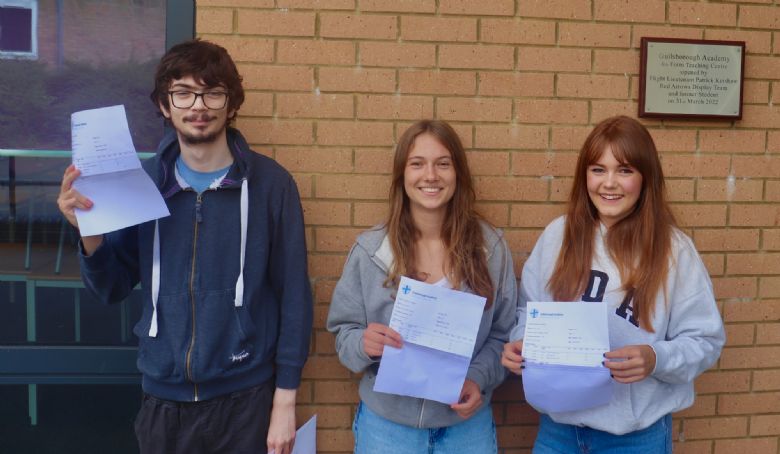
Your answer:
[133,292,191,382]
[191,288,258,381]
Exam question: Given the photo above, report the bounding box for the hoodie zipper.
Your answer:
[185,192,203,401]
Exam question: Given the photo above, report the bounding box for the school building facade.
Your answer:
[194,0,780,452]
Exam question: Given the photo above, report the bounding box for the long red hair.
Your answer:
[547,116,676,331]
[385,120,494,308]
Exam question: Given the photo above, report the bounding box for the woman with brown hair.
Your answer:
[502,115,725,453]
[327,120,517,453]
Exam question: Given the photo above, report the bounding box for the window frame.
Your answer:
[0,0,38,60]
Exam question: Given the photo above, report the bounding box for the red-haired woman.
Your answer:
[502,116,725,453]
[327,120,517,453]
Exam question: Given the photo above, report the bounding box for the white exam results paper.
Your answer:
[268,415,316,454]
[71,105,169,236]
[374,276,486,404]
[522,301,613,413]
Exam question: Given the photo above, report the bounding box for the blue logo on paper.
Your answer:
[530,309,539,319]
[402,285,411,295]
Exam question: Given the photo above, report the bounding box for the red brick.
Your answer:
[518,47,591,72]
[631,26,703,48]
[729,204,779,227]
[315,280,337,303]
[277,0,354,8]
[714,438,778,454]
[475,202,510,226]
[651,130,697,153]
[481,19,555,45]
[713,277,757,299]
[723,300,780,322]
[439,0,514,16]
[516,99,589,125]
[309,254,347,278]
[732,156,780,179]
[695,370,751,394]
[760,276,780,298]
[293,174,313,197]
[770,132,780,154]
[354,148,394,174]
[239,65,313,91]
[518,0,591,20]
[550,177,573,202]
[479,72,554,97]
[696,179,764,203]
[754,370,780,391]
[750,415,780,436]
[728,253,780,275]
[699,253,724,276]
[557,74,630,99]
[242,92,273,117]
[667,179,695,202]
[439,44,515,70]
[212,36,273,63]
[360,0,434,13]
[314,381,359,403]
[705,29,772,55]
[743,80,770,104]
[738,105,780,129]
[315,227,363,252]
[301,355,351,379]
[593,49,639,74]
[278,39,355,65]
[318,427,355,452]
[401,16,476,42]
[669,2,736,26]
[769,181,780,202]
[719,392,780,415]
[673,204,728,227]
[676,395,716,418]
[235,118,314,145]
[316,174,390,199]
[356,94,433,120]
[559,23,631,48]
[317,121,394,146]
[504,229,544,255]
[591,101,639,123]
[764,229,780,250]
[199,0,273,5]
[746,56,780,81]
[295,404,351,428]
[474,177,548,201]
[360,42,435,67]
[399,70,476,95]
[320,13,397,40]
[683,417,748,439]
[511,152,577,177]
[275,147,352,173]
[277,93,354,119]
[236,10,315,36]
[319,67,396,93]
[197,8,233,34]
[739,5,780,29]
[661,155,730,178]
[673,440,712,453]
[354,202,387,226]
[496,425,538,448]
[474,125,548,150]
[594,0,665,22]
[437,97,512,122]
[467,151,511,176]
[721,346,780,369]
[694,229,760,252]
[756,321,780,344]
[314,330,337,354]
[509,204,565,227]
[302,200,351,225]
[699,130,766,154]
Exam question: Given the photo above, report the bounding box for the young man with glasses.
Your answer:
[57,39,312,454]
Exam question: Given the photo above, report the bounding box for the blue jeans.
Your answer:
[533,414,672,454]
[353,401,497,454]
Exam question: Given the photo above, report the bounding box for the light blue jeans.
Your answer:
[533,414,673,454]
[353,401,497,454]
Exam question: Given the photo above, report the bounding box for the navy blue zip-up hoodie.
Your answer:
[79,128,313,402]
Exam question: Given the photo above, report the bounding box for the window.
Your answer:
[0,0,37,59]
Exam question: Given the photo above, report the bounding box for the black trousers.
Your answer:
[134,380,274,454]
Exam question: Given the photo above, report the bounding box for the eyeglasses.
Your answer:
[168,90,228,109]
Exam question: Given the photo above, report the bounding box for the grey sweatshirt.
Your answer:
[512,216,726,435]
[327,222,517,428]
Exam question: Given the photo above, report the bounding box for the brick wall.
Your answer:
[196,1,780,452]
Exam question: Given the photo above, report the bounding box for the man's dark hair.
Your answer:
[151,39,245,121]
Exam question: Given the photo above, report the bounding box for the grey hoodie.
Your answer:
[327,222,517,428]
